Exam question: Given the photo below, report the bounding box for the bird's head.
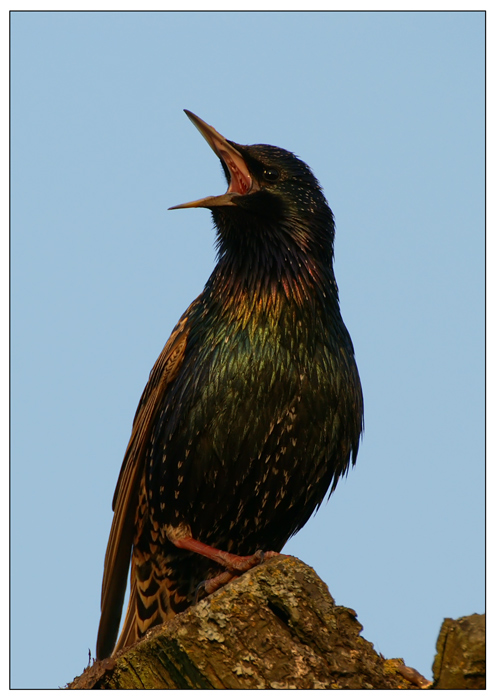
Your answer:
[170,111,335,268]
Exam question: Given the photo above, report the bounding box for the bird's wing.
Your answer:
[96,299,197,660]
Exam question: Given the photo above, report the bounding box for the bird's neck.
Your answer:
[204,237,339,324]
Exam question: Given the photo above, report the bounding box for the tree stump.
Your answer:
[432,613,485,689]
[68,555,481,690]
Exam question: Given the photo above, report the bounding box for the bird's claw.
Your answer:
[194,580,207,604]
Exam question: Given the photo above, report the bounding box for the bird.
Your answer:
[96,110,364,660]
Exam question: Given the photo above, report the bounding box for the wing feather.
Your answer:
[96,300,196,659]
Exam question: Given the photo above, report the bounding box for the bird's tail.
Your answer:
[113,575,141,655]
[112,541,196,656]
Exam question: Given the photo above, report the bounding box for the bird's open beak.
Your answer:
[169,110,257,210]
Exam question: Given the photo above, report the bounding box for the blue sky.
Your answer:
[11,10,485,689]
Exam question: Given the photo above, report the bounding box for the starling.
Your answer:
[96,111,364,660]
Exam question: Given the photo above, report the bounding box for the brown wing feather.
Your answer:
[96,300,197,660]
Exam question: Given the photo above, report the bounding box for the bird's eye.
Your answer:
[263,167,280,182]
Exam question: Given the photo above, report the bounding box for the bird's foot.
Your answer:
[215,548,280,573]
[195,570,239,603]
[194,551,282,602]
[169,535,280,573]
[169,536,282,605]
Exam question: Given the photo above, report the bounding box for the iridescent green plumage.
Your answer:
[96,112,363,660]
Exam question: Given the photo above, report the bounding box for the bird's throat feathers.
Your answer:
[209,208,339,314]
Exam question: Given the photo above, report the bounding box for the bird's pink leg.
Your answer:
[167,535,279,572]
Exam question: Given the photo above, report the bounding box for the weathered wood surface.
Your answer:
[432,612,485,690]
[69,555,482,690]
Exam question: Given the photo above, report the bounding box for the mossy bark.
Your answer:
[68,556,482,690]
[432,613,485,690]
